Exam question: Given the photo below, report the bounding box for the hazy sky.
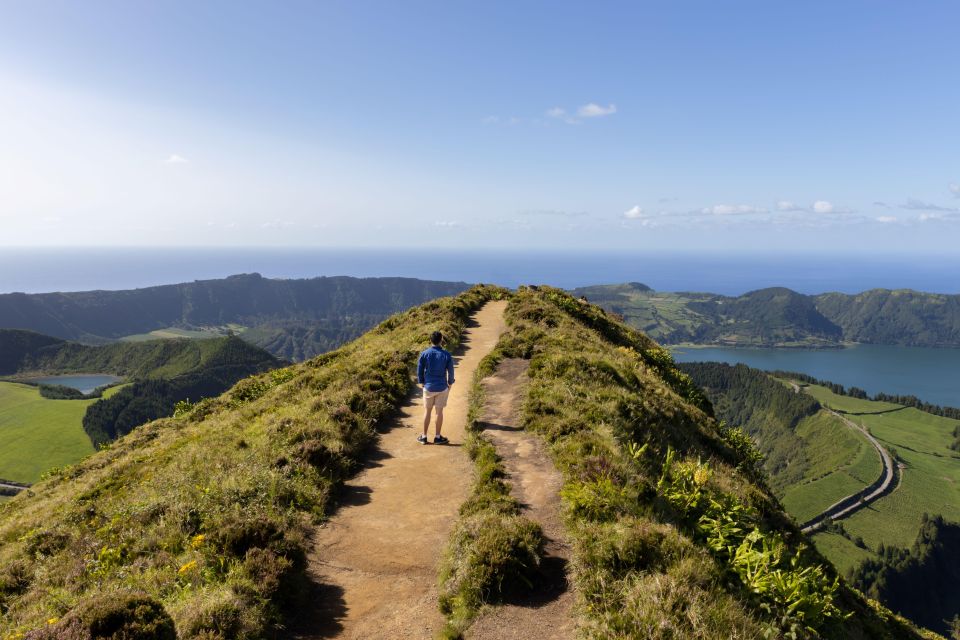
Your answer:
[1,1,958,250]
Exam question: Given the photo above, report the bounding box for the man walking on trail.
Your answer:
[417,330,454,444]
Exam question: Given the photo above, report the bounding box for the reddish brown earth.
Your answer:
[465,358,575,640]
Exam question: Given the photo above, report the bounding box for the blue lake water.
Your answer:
[2,248,959,296]
[25,375,123,395]
[671,344,960,408]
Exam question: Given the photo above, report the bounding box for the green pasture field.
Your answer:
[802,384,960,552]
[809,531,876,575]
[800,383,901,414]
[0,382,125,483]
[780,410,882,523]
[120,324,245,342]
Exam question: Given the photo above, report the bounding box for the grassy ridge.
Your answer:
[0,382,125,484]
[0,285,503,639]
[489,287,928,639]
[437,341,544,637]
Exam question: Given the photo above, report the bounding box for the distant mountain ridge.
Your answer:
[573,282,960,348]
[0,273,471,360]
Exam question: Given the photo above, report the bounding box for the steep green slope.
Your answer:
[470,288,928,639]
[574,282,960,348]
[0,273,470,360]
[678,363,884,523]
[0,286,502,639]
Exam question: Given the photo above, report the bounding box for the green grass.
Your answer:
[810,531,876,575]
[0,382,125,483]
[487,287,926,640]
[801,384,901,414]
[778,410,883,523]
[799,384,960,560]
[121,325,246,342]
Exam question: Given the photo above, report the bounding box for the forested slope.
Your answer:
[574,282,960,348]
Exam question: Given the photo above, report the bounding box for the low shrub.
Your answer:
[27,592,175,640]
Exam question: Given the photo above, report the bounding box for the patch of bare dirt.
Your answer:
[466,358,575,640]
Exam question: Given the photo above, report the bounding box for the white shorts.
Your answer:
[423,387,450,410]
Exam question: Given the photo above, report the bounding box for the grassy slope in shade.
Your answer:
[802,384,960,551]
[0,382,125,484]
[0,285,503,639]
[489,287,929,639]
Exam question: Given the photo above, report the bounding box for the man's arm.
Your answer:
[417,352,426,385]
[446,352,455,386]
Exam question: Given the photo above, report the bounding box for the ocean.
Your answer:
[2,247,959,295]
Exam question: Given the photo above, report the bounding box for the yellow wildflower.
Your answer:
[178,560,197,574]
[46,618,59,626]
[190,534,205,549]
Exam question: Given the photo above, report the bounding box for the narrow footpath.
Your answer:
[466,358,574,640]
[294,301,508,639]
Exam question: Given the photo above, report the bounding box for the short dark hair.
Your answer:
[430,331,443,345]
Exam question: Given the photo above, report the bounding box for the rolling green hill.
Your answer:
[1,328,278,380]
[573,282,960,348]
[0,286,932,639]
[0,273,470,360]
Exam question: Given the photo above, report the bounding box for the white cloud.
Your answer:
[776,200,804,212]
[876,215,898,223]
[434,220,459,227]
[701,204,766,215]
[545,107,566,119]
[623,205,646,219]
[813,200,834,214]
[919,213,943,222]
[950,183,959,198]
[164,153,189,164]
[481,115,500,125]
[577,103,617,118]
[901,197,959,212]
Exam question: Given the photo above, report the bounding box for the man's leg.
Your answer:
[435,407,444,436]
[423,405,433,436]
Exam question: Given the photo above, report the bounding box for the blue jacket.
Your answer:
[417,345,454,392]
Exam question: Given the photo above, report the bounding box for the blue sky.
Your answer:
[1,1,958,251]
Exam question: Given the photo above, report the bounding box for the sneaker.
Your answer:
[417,434,429,444]
[433,435,449,445]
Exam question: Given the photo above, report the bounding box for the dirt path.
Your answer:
[466,358,575,640]
[294,301,507,639]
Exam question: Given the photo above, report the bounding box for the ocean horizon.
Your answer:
[2,247,959,296]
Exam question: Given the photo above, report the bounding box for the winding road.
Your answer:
[799,408,897,533]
